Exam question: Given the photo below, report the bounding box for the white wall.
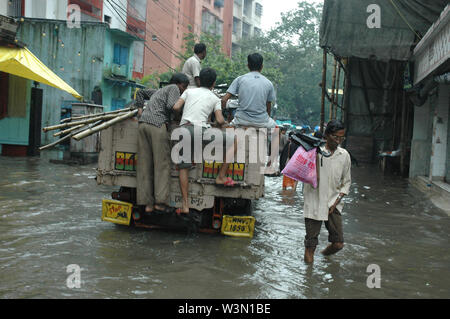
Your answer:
[103,0,127,31]
[24,0,68,20]
[0,1,8,16]
[431,84,449,179]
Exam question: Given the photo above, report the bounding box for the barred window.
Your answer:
[255,3,263,17]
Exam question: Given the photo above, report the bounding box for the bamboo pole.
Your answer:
[320,49,327,133]
[53,124,86,137]
[40,120,104,151]
[329,58,337,122]
[60,107,133,123]
[39,132,75,151]
[43,114,119,132]
[333,63,342,120]
[72,110,138,141]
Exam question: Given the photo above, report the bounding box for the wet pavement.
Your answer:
[0,156,449,298]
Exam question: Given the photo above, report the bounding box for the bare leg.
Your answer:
[304,246,316,263]
[321,242,344,256]
[145,205,154,213]
[216,138,237,184]
[178,168,190,213]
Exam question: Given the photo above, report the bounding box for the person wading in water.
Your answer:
[302,120,351,264]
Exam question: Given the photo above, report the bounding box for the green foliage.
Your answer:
[139,1,336,126]
[182,31,283,87]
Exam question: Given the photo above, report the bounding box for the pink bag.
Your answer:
[281,146,318,188]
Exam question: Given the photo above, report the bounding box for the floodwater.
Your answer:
[0,156,449,299]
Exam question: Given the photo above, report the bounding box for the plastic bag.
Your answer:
[281,146,317,188]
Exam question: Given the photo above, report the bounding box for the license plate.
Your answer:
[101,199,133,226]
[221,215,255,238]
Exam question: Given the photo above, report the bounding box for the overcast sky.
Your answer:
[260,0,323,31]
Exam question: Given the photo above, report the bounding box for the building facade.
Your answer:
[0,2,142,158]
[231,0,262,55]
[142,0,233,75]
[409,5,450,190]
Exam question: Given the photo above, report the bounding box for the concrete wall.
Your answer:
[447,95,450,182]
[0,1,8,15]
[24,0,68,20]
[430,84,449,180]
[103,0,127,31]
[16,19,106,146]
[409,97,433,178]
[102,29,135,109]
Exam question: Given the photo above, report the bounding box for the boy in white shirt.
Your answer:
[173,68,237,214]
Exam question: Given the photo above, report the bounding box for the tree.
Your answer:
[237,1,326,126]
[138,1,332,127]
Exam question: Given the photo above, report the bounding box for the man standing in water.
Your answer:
[303,120,351,263]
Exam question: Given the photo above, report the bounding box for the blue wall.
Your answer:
[14,19,106,146]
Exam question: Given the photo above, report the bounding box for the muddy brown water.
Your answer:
[0,156,449,298]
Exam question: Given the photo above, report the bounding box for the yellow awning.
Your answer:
[0,46,82,100]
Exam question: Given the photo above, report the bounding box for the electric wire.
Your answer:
[388,0,422,40]
[105,0,176,71]
[109,0,185,60]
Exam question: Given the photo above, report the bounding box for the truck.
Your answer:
[96,116,268,238]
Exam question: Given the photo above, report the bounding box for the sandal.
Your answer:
[175,208,190,216]
[217,177,237,187]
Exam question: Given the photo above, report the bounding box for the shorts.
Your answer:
[304,209,344,247]
[230,115,277,129]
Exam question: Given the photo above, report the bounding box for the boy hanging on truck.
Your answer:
[172,68,237,215]
[136,73,189,214]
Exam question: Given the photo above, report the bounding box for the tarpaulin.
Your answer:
[319,0,448,61]
[0,46,82,100]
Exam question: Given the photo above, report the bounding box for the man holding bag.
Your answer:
[302,120,351,264]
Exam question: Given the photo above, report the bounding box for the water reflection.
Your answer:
[0,156,449,298]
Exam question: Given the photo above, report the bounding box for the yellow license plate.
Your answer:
[221,215,255,238]
[101,199,133,226]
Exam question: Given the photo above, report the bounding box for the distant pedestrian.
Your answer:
[303,120,351,263]
[182,43,207,88]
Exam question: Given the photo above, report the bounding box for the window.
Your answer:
[113,44,129,66]
[68,0,103,21]
[112,98,126,111]
[255,3,263,17]
[202,10,223,36]
[233,17,241,35]
[242,22,251,39]
[127,0,147,22]
[214,0,224,8]
[243,0,252,17]
[133,42,144,74]
[7,0,24,17]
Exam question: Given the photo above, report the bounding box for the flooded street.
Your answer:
[0,156,449,299]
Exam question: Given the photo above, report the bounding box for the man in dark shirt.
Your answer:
[136,73,189,214]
